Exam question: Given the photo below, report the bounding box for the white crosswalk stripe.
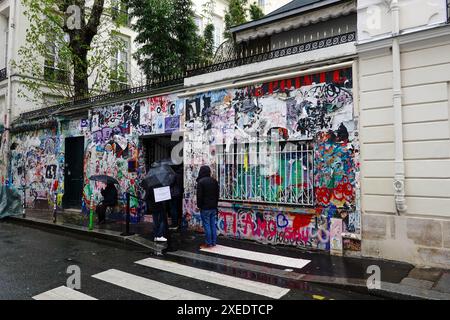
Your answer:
[32,286,97,300]
[200,245,311,269]
[136,257,290,299]
[92,269,217,300]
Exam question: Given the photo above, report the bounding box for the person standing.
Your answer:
[145,183,169,242]
[96,182,118,224]
[169,165,184,230]
[196,165,219,249]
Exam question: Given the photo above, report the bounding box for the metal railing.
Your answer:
[18,31,356,121]
[216,141,314,206]
[0,67,6,82]
[186,32,356,78]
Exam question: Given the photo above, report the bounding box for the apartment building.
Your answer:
[357,0,450,268]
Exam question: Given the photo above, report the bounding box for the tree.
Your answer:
[173,0,203,72]
[15,0,130,103]
[224,0,248,41]
[201,23,215,64]
[130,0,204,81]
[249,2,265,20]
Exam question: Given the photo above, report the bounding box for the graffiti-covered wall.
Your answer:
[183,67,361,252]
[10,127,60,208]
[83,95,184,221]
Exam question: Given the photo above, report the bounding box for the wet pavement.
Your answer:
[0,220,385,300]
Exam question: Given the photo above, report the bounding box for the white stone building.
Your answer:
[357,0,450,268]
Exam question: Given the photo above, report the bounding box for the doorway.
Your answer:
[142,134,183,170]
[63,137,84,209]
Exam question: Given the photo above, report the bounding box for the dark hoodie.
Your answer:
[196,166,219,210]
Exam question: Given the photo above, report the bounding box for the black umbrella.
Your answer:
[141,164,175,190]
[151,158,177,168]
[89,175,120,185]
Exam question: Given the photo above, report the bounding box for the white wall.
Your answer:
[358,0,448,42]
[357,0,450,268]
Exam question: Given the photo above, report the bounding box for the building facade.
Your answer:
[3,0,450,269]
[6,0,361,257]
[357,0,450,268]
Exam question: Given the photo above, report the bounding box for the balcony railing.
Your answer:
[0,68,6,82]
[186,32,356,78]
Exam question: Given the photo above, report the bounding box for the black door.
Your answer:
[63,137,84,209]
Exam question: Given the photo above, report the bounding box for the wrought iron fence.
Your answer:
[20,31,356,120]
[0,68,6,82]
[187,32,356,78]
[216,141,314,206]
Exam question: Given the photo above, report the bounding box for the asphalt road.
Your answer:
[0,221,381,300]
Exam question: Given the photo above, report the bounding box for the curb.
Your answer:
[6,216,449,300]
[166,250,450,300]
[5,216,167,255]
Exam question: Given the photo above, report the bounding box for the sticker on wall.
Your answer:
[165,116,180,133]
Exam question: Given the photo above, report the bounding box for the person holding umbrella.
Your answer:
[141,164,176,242]
[89,175,119,225]
[97,182,118,224]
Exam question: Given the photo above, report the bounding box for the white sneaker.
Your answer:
[154,237,168,242]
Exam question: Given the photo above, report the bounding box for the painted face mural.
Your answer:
[183,67,360,250]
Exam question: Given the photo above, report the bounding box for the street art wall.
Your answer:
[9,127,60,209]
[183,67,361,252]
[7,67,361,254]
[84,95,184,221]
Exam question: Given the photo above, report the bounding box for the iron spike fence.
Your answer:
[187,32,356,78]
[18,31,356,121]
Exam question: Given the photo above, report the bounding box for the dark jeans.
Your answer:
[200,209,218,246]
[152,210,167,238]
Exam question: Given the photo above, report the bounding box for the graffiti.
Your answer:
[10,129,59,208]
[9,67,360,252]
[183,67,360,250]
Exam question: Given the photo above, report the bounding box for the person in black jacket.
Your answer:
[96,182,118,224]
[169,166,184,230]
[196,165,219,248]
[145,183,169,242]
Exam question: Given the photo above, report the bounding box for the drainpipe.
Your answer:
[4,0,17,184]
[391,0,407,214]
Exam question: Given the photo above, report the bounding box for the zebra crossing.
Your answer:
[32,246,311,300]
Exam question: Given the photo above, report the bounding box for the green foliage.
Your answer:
[223,0,264,41]
[15,0,127,103]
[224,0,248,41]
[249,2,265,20]
[202,23,215,64]
[130,0,208,81]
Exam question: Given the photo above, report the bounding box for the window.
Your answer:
[44,35,70,84]
[4,27,8,67]
[110,36,130,91]
[258,0,266,8]
[447,0,450,22]
[112,0,130,27]
[216,140,314,206]
[194,15,203,33]
[213,23,222,49]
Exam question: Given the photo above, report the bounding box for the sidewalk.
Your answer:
[6,209,450,300]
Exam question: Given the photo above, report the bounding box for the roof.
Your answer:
[230,0,342,34]
[265,0,324,17]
